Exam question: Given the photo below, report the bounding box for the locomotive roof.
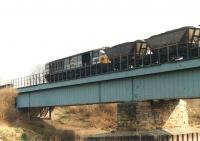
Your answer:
[46,47,109,64]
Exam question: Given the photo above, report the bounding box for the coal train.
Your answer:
[45,26,200,82]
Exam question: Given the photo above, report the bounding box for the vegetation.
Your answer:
[0,88,116,141]
[0,88,199,140]
[20,133,28,141]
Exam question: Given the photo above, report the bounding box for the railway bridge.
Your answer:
[16,58,200,108]
[11,26,200,140]
[13,58,200,135]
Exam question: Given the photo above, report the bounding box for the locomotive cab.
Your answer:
[92,48,111,65]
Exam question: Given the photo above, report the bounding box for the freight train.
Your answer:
[45,26,200,82]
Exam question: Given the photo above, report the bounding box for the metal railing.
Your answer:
[11,43,200,89]
[11,73,47,88]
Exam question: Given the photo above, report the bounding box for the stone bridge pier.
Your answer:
[85,100,200,141]
[117,99,189,131]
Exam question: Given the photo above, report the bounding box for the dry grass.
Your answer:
[0,88,117,140]
[52,104,117,131]
[1,87,198,140]
[0,88,43,140]
[0,88,19,122]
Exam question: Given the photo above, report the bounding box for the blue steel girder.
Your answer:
[17,58,200,108]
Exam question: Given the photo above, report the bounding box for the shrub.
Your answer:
[21,133,28,141]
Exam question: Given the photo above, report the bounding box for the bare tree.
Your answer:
[24,64,46,87]
[30,64,45,74]
[0,78,2,85]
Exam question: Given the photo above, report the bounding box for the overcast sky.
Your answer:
[0,0,199,83]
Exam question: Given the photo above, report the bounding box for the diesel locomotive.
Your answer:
[45,26,200,82]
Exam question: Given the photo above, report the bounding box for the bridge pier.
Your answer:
[117,99,189,131]
[24,107,54,120]
[85,99,200,141]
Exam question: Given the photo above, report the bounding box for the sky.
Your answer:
[0,0,200,83]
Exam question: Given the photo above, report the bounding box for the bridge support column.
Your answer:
[117,99,189,131]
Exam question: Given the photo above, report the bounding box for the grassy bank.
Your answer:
[0,88,116,141]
